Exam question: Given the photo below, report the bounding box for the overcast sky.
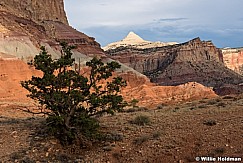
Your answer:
[64,0,243,48]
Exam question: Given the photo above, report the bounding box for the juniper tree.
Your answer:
[21,43,127,144]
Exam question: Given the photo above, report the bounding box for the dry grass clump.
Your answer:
[130,115,151,126]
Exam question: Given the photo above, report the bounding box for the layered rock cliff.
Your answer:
[106,37,243,94]
[222,48,243,75]
[0,0,68,25]
[0,0,104,59]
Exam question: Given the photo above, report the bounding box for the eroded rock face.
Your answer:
[0,57,217,108]
[0,0,68,25]
[122,81,217,108]
[0,0,104,58]
[222,48,243,75]
[0,58,41,102]
[106,37,243,94]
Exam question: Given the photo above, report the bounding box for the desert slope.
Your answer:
[0,57,216,108]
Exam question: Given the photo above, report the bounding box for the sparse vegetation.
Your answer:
[189,107,196,110]
[217,102,226,107]
[124,107,137,113]
[1,94,243,162]
[208,147,226,156]
[199,100,207,103]
[156,103,167,109]
[207,99,218,105]
[198,105,207,109]
[123,107,148,113]
[104,132,124,142]
[203,119,217,126]
[20,43,127,145]
[130,115,151,126]
[133,135,150,145]
[152,131,162,139]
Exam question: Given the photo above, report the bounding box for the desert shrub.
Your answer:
[123,108,136,113]
[21,43,127,145]
[133,135,150,145]
[203,119,217,126]
[217,102,226,107]
[156,105,163,110]
[129,98,139,108]
[156,103,167,109]
[199,100,207,103]
[189,107,196,110]
[123,107,148,113]
[152,131,162,139]
[215,98,222,102]
[198,105,207,109]
[208,147,225,157]
[213,147,225,154]
[131,115,150,126]
[207,99,217,105]
[104,132,124,142]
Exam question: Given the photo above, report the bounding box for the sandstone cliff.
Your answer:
[106,37,243,94]
[222,48,243,75]
[0,0,68,25]
[0,0,104,59]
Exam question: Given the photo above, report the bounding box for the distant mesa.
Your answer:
[102,31,177,51]
[105,37,243,95]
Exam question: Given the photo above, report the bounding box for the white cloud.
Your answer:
[64,0,243,47]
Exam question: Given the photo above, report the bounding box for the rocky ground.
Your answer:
[0,95,243,162]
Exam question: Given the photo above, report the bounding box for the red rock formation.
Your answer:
[122,81,217,108]
[222,48,243,75]
[106,38,243,95]
[0,58,41,102]
[44,21,104,55]
[0,57,217,108]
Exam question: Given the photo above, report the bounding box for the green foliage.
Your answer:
[21,42,127,145]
